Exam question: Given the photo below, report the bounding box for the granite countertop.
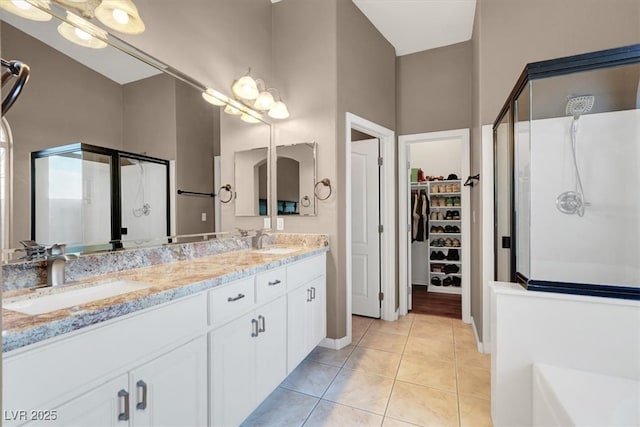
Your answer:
[2,244,328,353]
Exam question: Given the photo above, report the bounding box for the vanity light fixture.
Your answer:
[268,98,290,120]
[231,70,259,100]
[94,0,145,35]
[0,0,52,21]
[57,11,107,49]
[202,88,228,107]
[253,87,275,111]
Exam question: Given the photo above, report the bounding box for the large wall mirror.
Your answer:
[0,4,271,257]
[276,142,316,216]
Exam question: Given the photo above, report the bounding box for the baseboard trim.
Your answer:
[471,316,490,354]
[319,335,351,350]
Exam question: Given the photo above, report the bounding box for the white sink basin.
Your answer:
[253,247,299,255]
[3,279,154,315]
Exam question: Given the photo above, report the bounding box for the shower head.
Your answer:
[566,95,594,119]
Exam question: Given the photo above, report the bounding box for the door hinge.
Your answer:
[379,292,384,301]
[378,224,383,233]
[407,161,411,170]
[378,157,383,166]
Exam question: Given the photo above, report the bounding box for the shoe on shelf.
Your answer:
[451,225,460,233]
[438,198,446,207]
[442,277,453,287]
[431,263,444,273]
[430,251,438,260]
[452,211,460,220]
[444,225,453,233]
[430,276,442,286]
[454,196,461,205]
[444,264,460,274]
[444,238,453,247]
[452,277,461,287]
[446,249,460,261]
[452,238,461,247]
[430,225,439,234]
[445,211,454,220]
[437,212,445,220]
[446,197,454,206]
[430,212,437,220]
[432,185,439,193]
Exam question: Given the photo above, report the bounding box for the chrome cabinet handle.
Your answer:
[268,279,281,286]
[251,318,259,337]
[136,380,148,410]
[307,288,312,302]
[258,315,266,333]
[118,389,130,421]
[311,287,316,300]
[227,293,245,302]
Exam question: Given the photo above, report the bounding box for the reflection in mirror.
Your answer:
[234,148,268,217]
[276,143,316,216]
[1,7,220,258]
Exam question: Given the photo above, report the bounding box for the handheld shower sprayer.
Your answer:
[556,95,594,217]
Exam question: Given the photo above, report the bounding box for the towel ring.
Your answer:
[314,178,332,201]
[218,184,233,204]
[300,195,311,207]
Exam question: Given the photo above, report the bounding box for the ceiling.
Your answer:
[352,0,477,56]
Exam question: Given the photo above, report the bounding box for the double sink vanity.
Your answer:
[2,234,329,427]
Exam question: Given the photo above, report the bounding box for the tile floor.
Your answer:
[241,313,492,427]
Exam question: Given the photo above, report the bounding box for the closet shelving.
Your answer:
[428,179,462,295]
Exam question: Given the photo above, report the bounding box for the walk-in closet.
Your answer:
[406,134,470,319]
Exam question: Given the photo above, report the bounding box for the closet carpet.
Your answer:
[411,285,462,319]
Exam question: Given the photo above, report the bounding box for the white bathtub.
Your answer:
[533,363,640,426]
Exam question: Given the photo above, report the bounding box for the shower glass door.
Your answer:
[494,107,513,282]
[120,155,169,248]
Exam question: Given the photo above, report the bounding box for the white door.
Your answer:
[30,374,129,427]
[351,138,381,318]
[130,337,207,427]
[255,296,287,403]
[210,312,257,427]
[286,284,310,373]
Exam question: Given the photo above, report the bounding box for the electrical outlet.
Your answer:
[263,217,271,229]
[201,212,207,222]
[276,217,284,231]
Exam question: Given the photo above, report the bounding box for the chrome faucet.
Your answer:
[252,229,270,249]
[46,244,77,287]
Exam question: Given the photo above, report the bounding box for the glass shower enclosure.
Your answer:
[32,143,170,252]
[493,44,640,300]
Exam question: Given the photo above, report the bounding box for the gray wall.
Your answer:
[396,41,473,134]
[175,80,216,235]
[123,74,177,160]
[272,0,339,337]
[470,0,640,339]
[2,23,124,247]
[336,0,396,333]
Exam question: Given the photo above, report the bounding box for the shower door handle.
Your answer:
[501,236,511,249]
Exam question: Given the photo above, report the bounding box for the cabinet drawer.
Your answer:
[256,267,286,304]
[208,276,255,325]
[286,253,326,290]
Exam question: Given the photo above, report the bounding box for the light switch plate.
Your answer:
[263,218,271,229]
[276,217,284,231]
[201,212,206,222]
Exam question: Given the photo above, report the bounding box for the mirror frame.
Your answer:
[275,142,317,216]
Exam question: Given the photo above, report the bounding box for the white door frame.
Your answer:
[346,113,396,344]
[398,128,471,324]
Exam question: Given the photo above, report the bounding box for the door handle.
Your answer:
[501,236,511,249]
[268,279,281,286]
[136,380,148,410]
[251,318,259,337]
[118,389,130,421]
[227,293,245,302]
[310,286,316,300]
[258,315,266,333]
[307,288,312,302]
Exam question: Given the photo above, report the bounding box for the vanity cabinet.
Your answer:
[4,295,207,427]
[286,255,327,373]
[25,337,207,427]
[210,296,287,427]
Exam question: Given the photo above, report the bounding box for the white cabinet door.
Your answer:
[255,296,287,403]
[210,312,257,427]
[287,284,311,374]
[130,337,207,427]
[23,374,129,427]
[308,275,327,349]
